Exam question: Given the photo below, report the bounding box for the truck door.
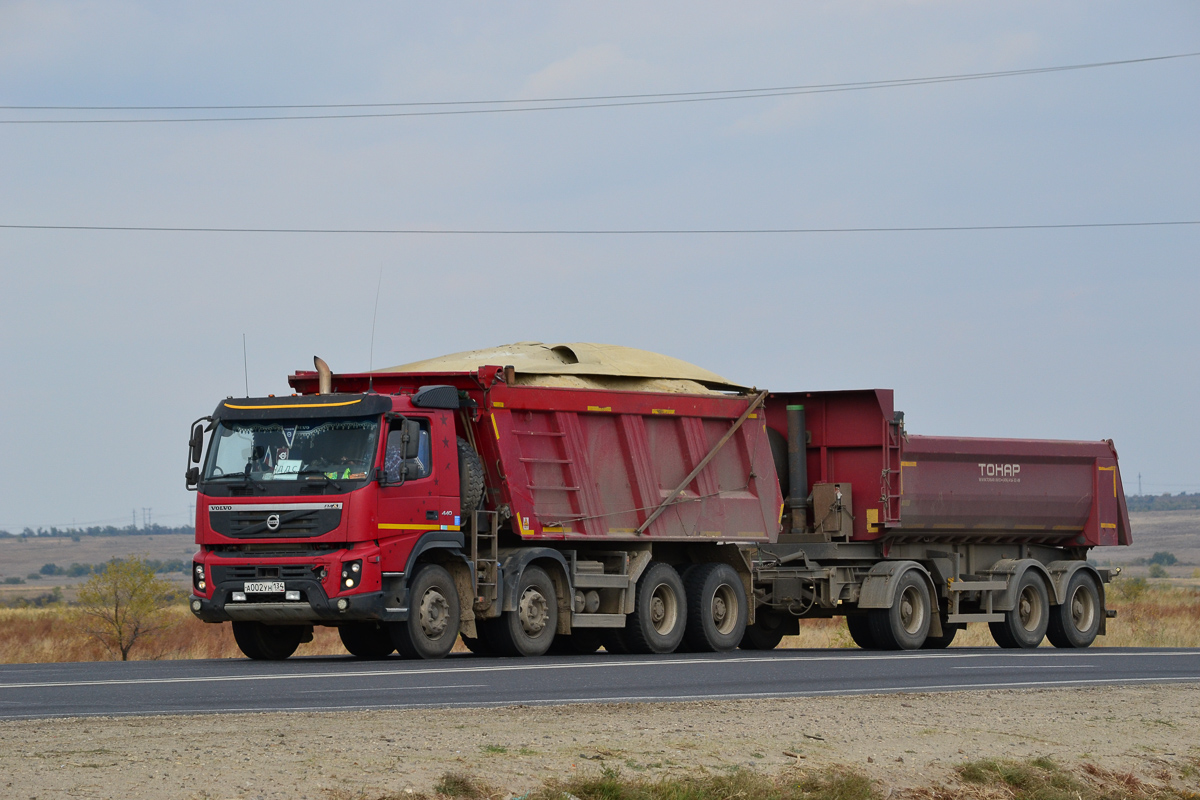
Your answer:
[376,414,460,569]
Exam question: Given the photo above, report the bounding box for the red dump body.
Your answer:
[291,367,782,544]
[899,436,1131,547]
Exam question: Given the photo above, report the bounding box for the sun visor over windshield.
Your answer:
[212,394,391,421]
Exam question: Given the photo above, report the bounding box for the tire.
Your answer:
[621,561,687,654]
[232,621,303,661]
[338,622,396,659]
[845,614,877,649]
[392,564,461,659]
[684,563,748,652]
[990,571,1050,649]
[489,565,557,657]
[921,623,961,649]
[1046,571,1101,649]
[739,612,789,651]
[457,438,485,519]
[868,571,931,650]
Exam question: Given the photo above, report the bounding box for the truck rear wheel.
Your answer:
[739,611,788,650]
[621,561,687,654]
[1046,571,1101,648]
[990,571,1049,649]
[845,614,876,649]
[684,563,747,652]
[392,564,461,659]
[338,622,396,659]
[232,621,303,660]
[868,571,931,650]
[921,623,960,649]
[489,565,557,657]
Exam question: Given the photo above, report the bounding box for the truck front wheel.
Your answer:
[621,561,687,654]
[868,571,931,650]
[684,563,747,652]
[393,564,461,659]
[232,621,304,660]
[339,622,396,659]
[990,571,1049,649]
[1046,571,1100,649]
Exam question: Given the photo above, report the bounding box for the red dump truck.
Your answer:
[186,346,1129,660]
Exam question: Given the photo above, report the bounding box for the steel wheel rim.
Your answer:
[649,583,678,635]
[711,583,739,635]
[1018,585,1044,632]
[899,585,925,635]
[1069,584,1096,632]
[519,587,549,636]
[419,588,449,639]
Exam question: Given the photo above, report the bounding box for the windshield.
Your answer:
[204,417,380,483]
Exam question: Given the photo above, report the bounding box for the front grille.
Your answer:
[209,507,341,538]
[218,564,313,581]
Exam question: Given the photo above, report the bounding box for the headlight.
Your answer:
[341,559,363,590]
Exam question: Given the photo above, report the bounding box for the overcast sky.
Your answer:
[1,2,1197,532]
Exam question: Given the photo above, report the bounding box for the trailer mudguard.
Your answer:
[984,558,1054,612]
[1045,561,1109,635]
[858,561,942,638]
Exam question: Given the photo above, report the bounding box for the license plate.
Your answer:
[244,581,285,593]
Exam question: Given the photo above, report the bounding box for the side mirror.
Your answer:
[189,424,205,464]
[402,420,421,459]
[186,466,200,487]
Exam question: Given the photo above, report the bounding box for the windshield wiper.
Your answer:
[295,469,344,492]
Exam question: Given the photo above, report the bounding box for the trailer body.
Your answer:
[187,359,1130,660]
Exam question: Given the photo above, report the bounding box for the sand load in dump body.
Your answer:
[898,436,1131,548]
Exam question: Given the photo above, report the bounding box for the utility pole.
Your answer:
[132,509,137,528]
[1138,472,1142,496]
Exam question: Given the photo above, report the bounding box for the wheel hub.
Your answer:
[519,588,548,635]
[419,589,449,638]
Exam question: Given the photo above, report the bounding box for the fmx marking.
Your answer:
[978,463,1020,483]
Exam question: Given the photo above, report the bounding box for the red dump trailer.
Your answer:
[186,359,1129,660]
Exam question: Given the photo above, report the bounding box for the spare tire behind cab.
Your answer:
[458,437,485,518]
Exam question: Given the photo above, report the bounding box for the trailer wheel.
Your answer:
[457,438,485,518]
[338,622,396,659]
[989,571,1049,649]
[392,564,461,659]
[490,565,557,657]
[232,621,303,660]
[1046,571,1101,648]
[739,611,788,650]
[683,563,747,652]
[845,614,877,649]
[621,561,687,654]
[868,571,931,650]
[921,623,961,649]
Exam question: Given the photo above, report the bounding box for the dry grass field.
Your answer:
[1,576,1195,664]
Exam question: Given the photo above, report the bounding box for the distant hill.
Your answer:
[1125,493,1200,512]
[0,524,194,538]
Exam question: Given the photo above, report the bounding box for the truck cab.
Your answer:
[188,389,474,660]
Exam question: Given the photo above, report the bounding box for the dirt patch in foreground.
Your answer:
[2,684,1197,800]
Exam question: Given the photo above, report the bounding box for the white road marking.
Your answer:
[0,649,1194,691]
[296,683,486,694]
[953,664,1096,670]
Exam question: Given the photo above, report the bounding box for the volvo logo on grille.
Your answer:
[266,514,281,531]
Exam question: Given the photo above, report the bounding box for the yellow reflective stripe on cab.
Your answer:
[377,523,462,531]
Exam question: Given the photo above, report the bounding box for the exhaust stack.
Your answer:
[786,404,808,531]
[314,356,332,395]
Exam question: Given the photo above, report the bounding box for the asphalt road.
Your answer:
[1,648,1197,720]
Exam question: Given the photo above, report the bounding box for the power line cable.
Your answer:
[2,51,1196,124]
[0,221,1197,236]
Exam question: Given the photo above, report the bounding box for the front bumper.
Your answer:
[191,577,408,624]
